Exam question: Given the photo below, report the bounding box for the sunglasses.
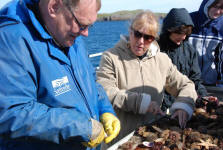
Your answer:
[66,5,92,32]
[132,29,155,41]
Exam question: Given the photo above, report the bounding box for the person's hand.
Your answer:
[205,96,218,104]
[196,96,219,109]
[82,119,105,148]
[171,109,188,129]
[147,101,165,116]
[100,113,121,143]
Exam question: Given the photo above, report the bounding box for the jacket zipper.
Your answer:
[201,27,207,72]
[66,65,94,118]
[139,60,145,92]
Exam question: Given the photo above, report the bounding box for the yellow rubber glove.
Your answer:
[82,119,105,148]
[100,113,121,143]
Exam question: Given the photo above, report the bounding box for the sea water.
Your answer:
[83,20,129,67]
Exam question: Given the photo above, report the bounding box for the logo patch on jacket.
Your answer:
[52,76,71,96]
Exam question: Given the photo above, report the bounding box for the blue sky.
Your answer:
[0,0,203,13]
[99,0,204,13]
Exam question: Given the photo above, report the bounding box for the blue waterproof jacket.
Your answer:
[0,0,115,150]
[189,0,223,86]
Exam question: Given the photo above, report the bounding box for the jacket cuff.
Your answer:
[139,93,151,114]
[170,102,193,119]
[90,118,103,141]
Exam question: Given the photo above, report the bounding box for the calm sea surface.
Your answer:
[83,20,129,67]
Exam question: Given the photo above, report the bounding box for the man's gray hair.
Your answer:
[62,0,101,10]
[62,0,79,8]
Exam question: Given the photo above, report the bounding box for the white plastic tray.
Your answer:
[107,131,135,150]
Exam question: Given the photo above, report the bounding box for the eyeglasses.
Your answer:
[66,5,92,31]
[132,29,155,41]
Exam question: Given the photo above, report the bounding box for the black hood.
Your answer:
[161,8,194,34]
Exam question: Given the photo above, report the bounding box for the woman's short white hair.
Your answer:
[130,10,159,38]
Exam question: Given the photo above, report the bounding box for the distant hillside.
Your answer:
[98,9,166,21]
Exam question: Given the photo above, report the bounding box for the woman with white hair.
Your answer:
[97,10,197,146]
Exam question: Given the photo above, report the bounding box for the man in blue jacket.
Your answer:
[0,0,120,150]
[189,0,223,87]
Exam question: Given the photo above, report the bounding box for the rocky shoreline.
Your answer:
[97,9,166,21]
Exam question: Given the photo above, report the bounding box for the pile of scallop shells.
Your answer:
[118,97,223,150]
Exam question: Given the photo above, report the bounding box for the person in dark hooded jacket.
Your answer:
[158,8,208,111]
